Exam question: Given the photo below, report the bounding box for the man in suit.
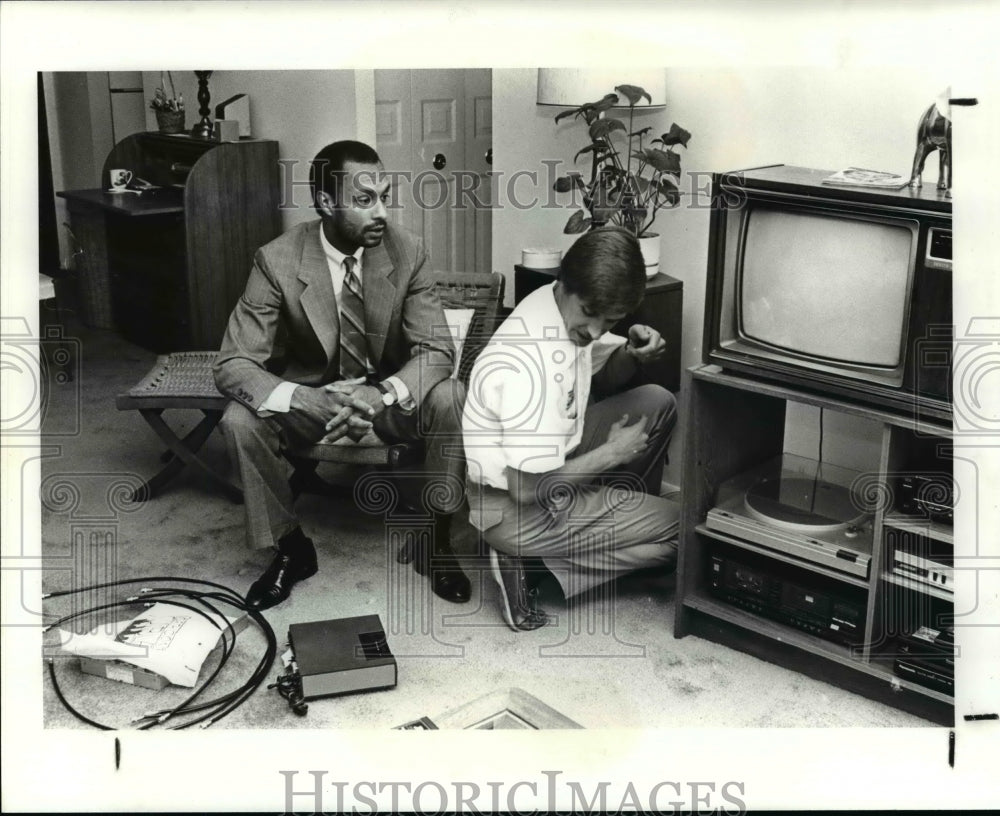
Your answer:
[214,140,469,611]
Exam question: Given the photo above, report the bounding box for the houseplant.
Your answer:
[552,83,691,276]
[150,72,185,134]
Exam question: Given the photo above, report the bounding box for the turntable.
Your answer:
[705,454,874,578]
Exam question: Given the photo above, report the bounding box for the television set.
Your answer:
[703,165,952,421]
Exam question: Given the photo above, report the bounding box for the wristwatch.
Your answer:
[375,381,397,407]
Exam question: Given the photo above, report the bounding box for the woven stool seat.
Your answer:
[116,351,239,503]
[118,351,227,411]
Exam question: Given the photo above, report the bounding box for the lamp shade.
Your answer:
[537,68,666,108]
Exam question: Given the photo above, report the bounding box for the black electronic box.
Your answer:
[709,553,865,647]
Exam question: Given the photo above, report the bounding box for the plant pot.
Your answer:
[155,109,186,134]
[638,233,660,279]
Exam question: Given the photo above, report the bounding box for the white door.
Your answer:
[373,69,416,236]
[464,69,493,276]
[374,69,492,274]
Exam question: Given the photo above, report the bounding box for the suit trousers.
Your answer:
[469,383,678,598]
[221,378,467,550]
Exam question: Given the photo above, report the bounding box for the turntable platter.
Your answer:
[744,475,865,533]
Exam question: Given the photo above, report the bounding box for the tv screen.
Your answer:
[739,207,915,368]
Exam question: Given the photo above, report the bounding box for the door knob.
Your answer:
[433,153,446,170]
[485,148,493,166]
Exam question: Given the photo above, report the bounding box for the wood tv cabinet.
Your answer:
[675,364,955,725]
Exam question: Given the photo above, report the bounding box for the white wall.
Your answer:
[493,68,584,287]
[493,66,962,482]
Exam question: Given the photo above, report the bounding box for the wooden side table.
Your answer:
[514,265,684,393]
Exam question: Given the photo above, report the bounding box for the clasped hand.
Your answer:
[285,382,383,444]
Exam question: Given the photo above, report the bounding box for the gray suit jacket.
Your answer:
[214,219,454,411]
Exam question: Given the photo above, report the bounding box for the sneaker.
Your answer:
[489,548,548,631]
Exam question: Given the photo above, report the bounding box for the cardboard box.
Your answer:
[76,611,249,690]
[79,656,170,690]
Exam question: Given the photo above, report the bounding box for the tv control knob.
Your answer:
[845,524,861,539]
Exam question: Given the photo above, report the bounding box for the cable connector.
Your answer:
[269,670,308,716]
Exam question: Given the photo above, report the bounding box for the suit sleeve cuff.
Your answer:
[258,381,299,416]
[384,376,416,413]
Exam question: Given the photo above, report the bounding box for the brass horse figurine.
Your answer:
[909,93,977,196]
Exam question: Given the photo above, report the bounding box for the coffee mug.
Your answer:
[109,169,132,190]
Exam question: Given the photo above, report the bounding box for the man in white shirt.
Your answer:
[214,141,468,610]
[463,228,678,630]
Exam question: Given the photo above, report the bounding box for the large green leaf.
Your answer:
[564,210,592,234]
[589,118,627,141]
[552,173,586,194]
[553,176,574,193]
[639,148,681,174]
[554,106,583,124]
[659,123,692,148]
[615,84,651,106]
[630,126,653,138]
[592,93,620,113]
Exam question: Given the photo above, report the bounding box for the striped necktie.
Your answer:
[339,255,368,379]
